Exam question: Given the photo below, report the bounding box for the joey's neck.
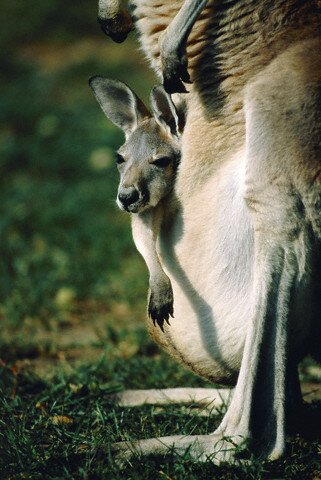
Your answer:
[135,192,178,224]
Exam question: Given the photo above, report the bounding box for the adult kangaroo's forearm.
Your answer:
[160,0,209,93]
[98,0,133,42]
[169,0,209,41]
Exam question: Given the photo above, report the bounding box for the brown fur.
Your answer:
[134,0,321,193]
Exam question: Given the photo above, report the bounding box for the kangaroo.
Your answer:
[89,77,185,329]
[96,0,321,465]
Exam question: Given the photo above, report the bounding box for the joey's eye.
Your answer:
[116,153,125,165]
[152,156,172,168]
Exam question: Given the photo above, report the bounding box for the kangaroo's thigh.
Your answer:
[244,36,321,348]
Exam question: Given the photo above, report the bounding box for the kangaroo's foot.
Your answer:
[112,433,248,466]
[107,387,232,408]
[109,389,238,465]
[98,15,133,43]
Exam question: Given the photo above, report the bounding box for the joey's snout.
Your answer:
[117,186,141,212]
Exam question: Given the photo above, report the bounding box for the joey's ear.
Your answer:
[89,76,150,136]
[150,86,186,137]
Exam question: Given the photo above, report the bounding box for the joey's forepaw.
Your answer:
[148,288,174,331]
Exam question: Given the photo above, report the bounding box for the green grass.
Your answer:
[1,326,321,480]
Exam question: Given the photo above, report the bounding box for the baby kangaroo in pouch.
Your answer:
[89,77,185,330]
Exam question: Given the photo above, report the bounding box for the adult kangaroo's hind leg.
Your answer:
[216,39,321,461]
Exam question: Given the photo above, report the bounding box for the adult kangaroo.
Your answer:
[97,0,321,463]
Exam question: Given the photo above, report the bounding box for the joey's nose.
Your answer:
[118,189,139,210]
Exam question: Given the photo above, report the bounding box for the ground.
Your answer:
[2,303,321,479]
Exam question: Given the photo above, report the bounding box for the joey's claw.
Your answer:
[148,289,174,331]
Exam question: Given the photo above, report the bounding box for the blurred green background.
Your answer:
[0,0,155,330]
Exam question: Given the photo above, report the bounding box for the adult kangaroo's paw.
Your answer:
[161,49,191,94]
[148,283,174,331]
[158,0,209,93]
[160,37,191,94]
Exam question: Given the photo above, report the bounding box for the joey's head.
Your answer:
[89,77,185,213]
[116,115,181,213]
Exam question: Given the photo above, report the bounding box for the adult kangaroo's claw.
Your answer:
[160,32,191,94]
[162,52,191,94]
[163,75,189,95]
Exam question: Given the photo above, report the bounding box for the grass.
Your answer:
[1,319,321,480]
[2,1,321,478]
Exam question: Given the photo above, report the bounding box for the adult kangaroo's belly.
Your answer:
[149,164,255,384]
